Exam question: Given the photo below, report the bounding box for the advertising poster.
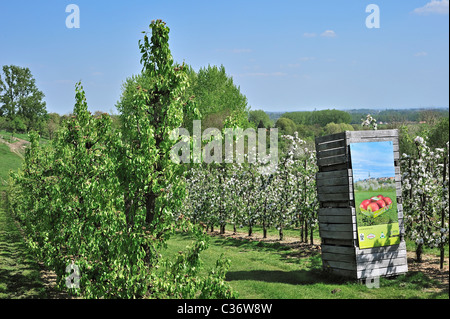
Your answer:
[350,141,400,249]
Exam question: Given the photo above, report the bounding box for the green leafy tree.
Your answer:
[9,19,236,299]
[275,117,296,135]
[185,64,249,131]
[248,109,273,129]
[0,65,47,132]
[428,117,449,149]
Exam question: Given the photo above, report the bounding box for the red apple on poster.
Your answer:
[360,199,371,210]
[376,199,386,209]
[383,197,392,206]
[377,195,384,200]
[370,196,381,202]
[367,202,380,213]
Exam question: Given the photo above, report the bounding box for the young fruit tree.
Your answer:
[9,20,236,299]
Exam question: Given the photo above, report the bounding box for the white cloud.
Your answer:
[320,30,337,38]
[414,51,428,57]
[413,0,449,15]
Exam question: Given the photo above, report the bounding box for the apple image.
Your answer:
[376,199,386,209]
[383,197,392,206]
[370,196,382,202]
[360,199,371,210]
[367,202,380,213]
[377,195,384,200]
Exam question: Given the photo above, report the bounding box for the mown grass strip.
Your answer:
[0,204,47,299]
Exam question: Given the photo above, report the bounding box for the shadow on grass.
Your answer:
[225,267,351,286]
[0,205,47,299]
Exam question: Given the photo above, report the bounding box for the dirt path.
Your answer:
[0,136,30,159]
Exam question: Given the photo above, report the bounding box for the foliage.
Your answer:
[428,117,449,149]
[323,122,354,135]
[0,65,47,133]
[401,137,449,262]
[180,132,318,242]
[275,117,296,135]
[248,109,273,129]
[8,20,236,299]
[282,109,352,127]
[184,64,250,132]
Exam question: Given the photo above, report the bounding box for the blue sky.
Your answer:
[350,141,396,181]
[0,0,448,114]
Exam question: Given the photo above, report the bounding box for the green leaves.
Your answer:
[8,20,235,299]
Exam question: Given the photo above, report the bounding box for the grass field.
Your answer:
[161,232,448,299]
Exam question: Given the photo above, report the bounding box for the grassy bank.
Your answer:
[0,143,23,191]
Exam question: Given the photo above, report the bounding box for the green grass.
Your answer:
[162,232,449,299]
[0,143,23,191]
[0,201,47,299]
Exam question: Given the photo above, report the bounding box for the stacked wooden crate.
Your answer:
[315,130,408,280]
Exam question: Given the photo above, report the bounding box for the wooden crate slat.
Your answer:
[346,130,398,139]
[316,169,350,180]
[321,244,355,255]
[319,223,356,232]
[322,238,355,247]
[319,163,348,172]
[319,207,354,216]
[318,215,355,224]
[315,132,346,144]
[347,137,398,144]
[320,201,352,208]
[316,139,346,152]
[317,177,351,187]
[356,250,406,263]
[318,193,352,202]
[322,259,356,271]
[317,184,352,195]
[357,264,408,279]
[318,154,348,167]
[316,147,347,159]
[322,252,356,263]
[319,230,356,240]
[355,241,406,255]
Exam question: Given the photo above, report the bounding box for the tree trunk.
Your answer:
[416,243,423,263]
[145,192,157,225]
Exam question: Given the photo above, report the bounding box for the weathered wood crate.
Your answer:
[315,129,408,280]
